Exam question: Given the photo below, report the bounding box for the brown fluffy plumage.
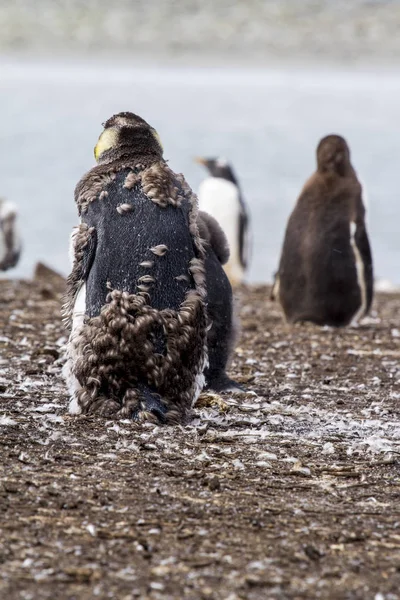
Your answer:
[68,288,206,423]
[197,210,230,265]
[63,112,208,424]
[276,134,373,327]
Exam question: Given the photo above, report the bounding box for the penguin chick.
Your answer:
[276,134,373,327]
[197,210,242,392]
[195,157,251,287]
[63,112,208,425]
[0,198,21,271]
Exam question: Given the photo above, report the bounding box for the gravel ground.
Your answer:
[1,0,400,63]
[1,273,400,599]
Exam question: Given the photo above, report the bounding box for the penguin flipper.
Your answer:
[198,210,230,265]
[239,209,250,269]
[0,248,21,271]
[354,220,373,314]
[0,208,21,271]
[62,224,97,329]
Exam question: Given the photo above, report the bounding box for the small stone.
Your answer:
[208,476,221,491]
[149,582,165,591]
[304,544,323,561]
[4,482,20,494]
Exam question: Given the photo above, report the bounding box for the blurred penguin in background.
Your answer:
[274,134,373,327]
[0,198,21,271]
[195,157,251,287]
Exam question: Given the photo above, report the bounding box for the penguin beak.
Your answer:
[194,156,207,166]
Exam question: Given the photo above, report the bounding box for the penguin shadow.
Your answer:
[274,309,385,343]
[278,315,380,333]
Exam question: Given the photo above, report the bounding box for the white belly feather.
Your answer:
[72,283,86,334]
[63,283,86,414]
[198,177,245,285]
[350,222,367,321]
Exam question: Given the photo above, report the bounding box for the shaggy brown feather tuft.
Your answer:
[198,211,230,265]
[69,288,206,423]
[66,123,208,423]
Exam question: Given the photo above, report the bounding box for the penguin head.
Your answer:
[195,157,238,186]
[316,135,352,176]
[94,112,163,164]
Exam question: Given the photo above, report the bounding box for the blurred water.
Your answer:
[1,58,400,284]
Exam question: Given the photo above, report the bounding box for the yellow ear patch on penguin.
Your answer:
[151,128,163,152]
[94,128,119,162]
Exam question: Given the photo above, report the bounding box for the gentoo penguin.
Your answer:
[195,157,251,286]
[0,198,21,271]
[276,134,373,327]
[62,112,208,424]
[197,210,241,392]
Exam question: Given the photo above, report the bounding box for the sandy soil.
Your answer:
[0,273,400,600]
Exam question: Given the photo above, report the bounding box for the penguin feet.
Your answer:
[131,385,168,425]
[205,374,245,394]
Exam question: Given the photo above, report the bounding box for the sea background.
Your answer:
[1,0,400,285]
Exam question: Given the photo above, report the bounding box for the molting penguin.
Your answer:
[197,210,242,392]
[276,134,373,327]
[195,157,251,286]
[0,198,21,271]
[62,112,208,424]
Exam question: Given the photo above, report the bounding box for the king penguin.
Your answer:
[62,112,209,425]
[195,157,251,286]
[0,198,21,271]
[275,134,373,327]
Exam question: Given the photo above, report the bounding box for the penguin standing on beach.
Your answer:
[63,112,209,424]
[197,210,241,392]
[275,134,373,327]
[195,157,251,286]
[0,198,21,271]
[63,112,239,424]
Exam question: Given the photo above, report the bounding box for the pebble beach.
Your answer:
[1,1,400,598]
[0,272,400,599]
